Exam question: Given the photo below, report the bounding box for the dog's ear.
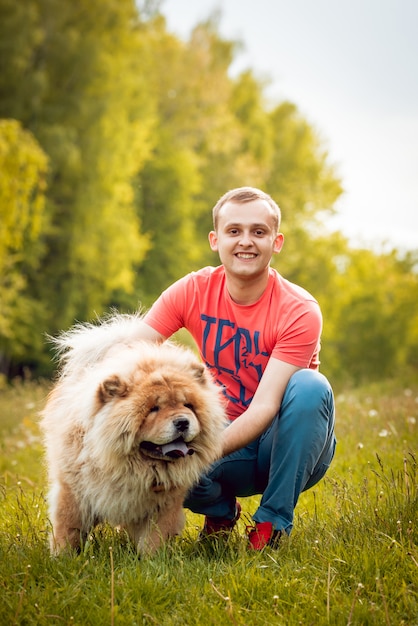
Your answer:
[98,375,129,402]
[190,363,208,384]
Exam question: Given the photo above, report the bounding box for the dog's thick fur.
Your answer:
[40,314,226,555]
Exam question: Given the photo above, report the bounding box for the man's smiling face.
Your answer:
[208,199,284,282]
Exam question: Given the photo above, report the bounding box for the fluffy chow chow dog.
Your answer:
[40,314,226,555]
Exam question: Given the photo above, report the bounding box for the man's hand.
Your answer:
[221,358,300,456]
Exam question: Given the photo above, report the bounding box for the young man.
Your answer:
[137,187,336,550]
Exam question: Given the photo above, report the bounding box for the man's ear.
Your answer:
[208,230,218,251]
[273,233,285,254]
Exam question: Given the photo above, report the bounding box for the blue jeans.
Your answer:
[184,369,336,534]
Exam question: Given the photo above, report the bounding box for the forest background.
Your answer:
[0,0,417,388]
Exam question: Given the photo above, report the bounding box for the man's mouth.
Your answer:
[236,253,257,259]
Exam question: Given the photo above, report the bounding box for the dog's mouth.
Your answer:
[140,438,195,460]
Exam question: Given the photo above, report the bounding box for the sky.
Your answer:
[161,0,418,251]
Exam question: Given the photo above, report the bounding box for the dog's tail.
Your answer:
[49,312,147,373]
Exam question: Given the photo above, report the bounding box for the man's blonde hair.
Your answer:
[212,187,281,232]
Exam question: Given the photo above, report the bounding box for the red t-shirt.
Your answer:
[144,266,322,421]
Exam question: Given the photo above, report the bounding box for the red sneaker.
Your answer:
[201,502,242,536]
[246,521,281,550]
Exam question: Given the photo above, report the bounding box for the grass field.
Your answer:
[0,377,417,625]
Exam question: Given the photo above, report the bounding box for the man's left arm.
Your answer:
[221,357,300,456]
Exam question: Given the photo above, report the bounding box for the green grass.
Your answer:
[0,378,417,625]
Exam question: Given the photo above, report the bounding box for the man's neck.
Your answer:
[225,272,270,305]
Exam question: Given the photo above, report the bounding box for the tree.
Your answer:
[134,16,242,301]
[321,246,418,385]
[0,0,45,123]
[0,0,153,333]
[0,119,49,374]
[3,0,412,388]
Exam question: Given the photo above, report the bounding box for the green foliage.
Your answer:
[0,0,416,384]
[136,145,202,303]
[0,0,44,122]
[0,120,49,372]
[133,16,245,297]
[321,245,418,386]
[0,379,417,624]
[0,0,153,341]
[267,101,342,225]
[0,119,48,284]
[231,70,273,172]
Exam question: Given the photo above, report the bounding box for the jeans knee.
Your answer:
[291,368,330,391]
[283,369,334,420]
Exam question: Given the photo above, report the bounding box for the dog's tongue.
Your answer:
[161,439,194,458]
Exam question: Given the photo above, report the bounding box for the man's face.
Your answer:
[208,199,284,280]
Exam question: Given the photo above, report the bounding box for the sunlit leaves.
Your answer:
[0,120,48,346]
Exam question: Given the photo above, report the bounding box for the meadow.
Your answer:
[0,377,416,625]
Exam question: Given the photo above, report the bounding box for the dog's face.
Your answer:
[90,356,215,465]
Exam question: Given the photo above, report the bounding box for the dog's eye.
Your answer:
[150,406,160,413]
[184,403,194,411]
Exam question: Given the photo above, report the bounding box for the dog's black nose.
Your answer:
[174,418,190,433]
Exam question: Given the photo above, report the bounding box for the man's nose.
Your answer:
[239,231,253,245]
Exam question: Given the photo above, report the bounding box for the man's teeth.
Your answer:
[237,253,256,258]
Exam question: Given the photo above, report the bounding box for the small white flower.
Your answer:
[369,409,378,417]
[406,416,416,425]
[378,429,389,437]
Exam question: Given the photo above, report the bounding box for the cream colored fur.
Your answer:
[40,314,226,555]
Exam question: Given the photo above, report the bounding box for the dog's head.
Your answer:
[86,342,225,469]
[97,366,207,461]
